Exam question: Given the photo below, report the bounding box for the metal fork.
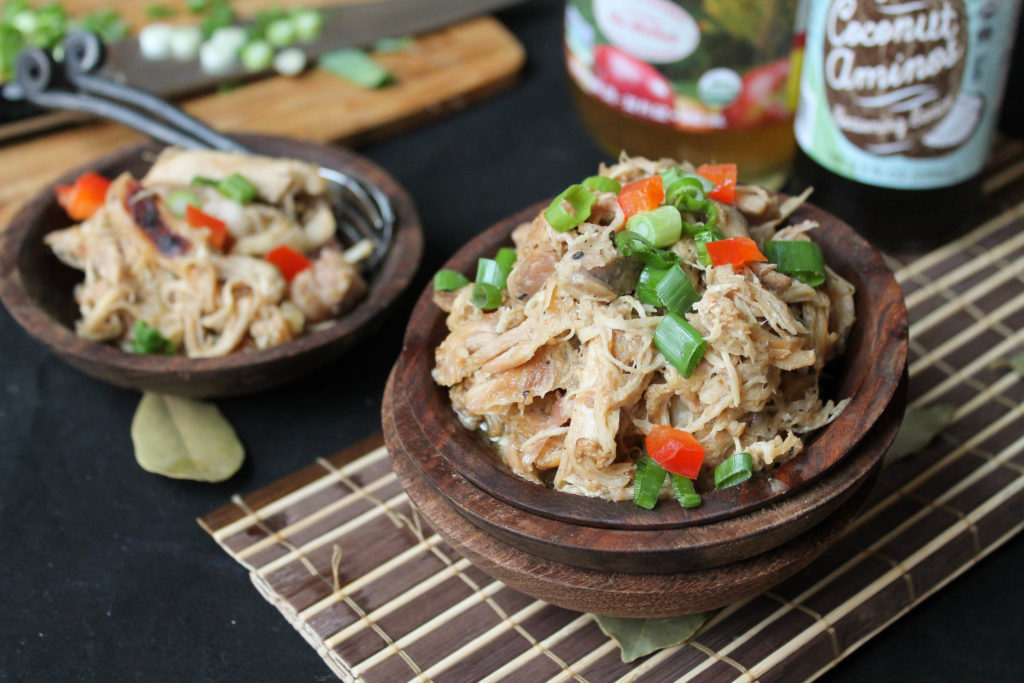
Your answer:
[6,30,394,269]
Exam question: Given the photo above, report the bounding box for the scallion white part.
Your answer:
[209,25,247,54]
[199,38,236,74]
[138,23,174,60]
[273,47,306,77]
[169,25,202,61]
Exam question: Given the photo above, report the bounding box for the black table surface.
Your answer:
[2,2,1021,680]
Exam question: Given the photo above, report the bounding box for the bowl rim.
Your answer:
[0,134,423,396]
[394,196,908,530]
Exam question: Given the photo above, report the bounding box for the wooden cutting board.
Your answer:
[0,0,525,226]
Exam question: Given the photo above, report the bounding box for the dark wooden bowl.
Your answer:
[391,198,907,532]
[386,369,892,616]
[386,359,905,573]
[0,134,422,397]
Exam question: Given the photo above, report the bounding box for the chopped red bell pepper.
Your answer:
[696,163,738,203]
[618,175,664,220]
[265,245,312,282]
[705,237,767,268]
[54,171,111,221]
[645,425,705,478]
[185,204,231,251]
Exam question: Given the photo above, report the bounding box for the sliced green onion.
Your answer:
[190,176,219,188]
[581,175,622,193]
[655,313,706,378]
[0,24,23,81]
[433,269,470,291]
[714,452,754,489]
[170,25,202,60]
[614,231,680,270]
[217,173,257,204]
[471,282,502,309]
[693,228,724,267]
[494,247,517,269]
[654,265,700,316]
[373,36,412,53]
[199,2,234,39]
[476,258,509,290]
[165,189,200,217]
[625,206,682,248]
[320,48,393,88]
[240,40,273,72]
[292,9,323,42]
[273,47,307,77]
[660,168,712,211]
[265,17,296,47]
[131,320,176,355]
[544,184,595,232]
[764,240,826,287]
[670,474,701,508]
[186,0,210,13]
[633,455,667,510]
[636,266,669,306]
[145,4,177,20]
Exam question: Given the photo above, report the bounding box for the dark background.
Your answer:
[2,1,1022,680]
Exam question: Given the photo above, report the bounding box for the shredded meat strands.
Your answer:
[432,155,855,501]
[46,149,369,358]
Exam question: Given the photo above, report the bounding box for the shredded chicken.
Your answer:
[46,148,370,358]
[432,156,855,501]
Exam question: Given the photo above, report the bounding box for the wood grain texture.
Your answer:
[391,198,908,533]
[0,3,525,226]
[0,134,422,397]
[384,366,895,616]
[386,351,905,573]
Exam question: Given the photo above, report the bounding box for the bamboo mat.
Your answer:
[199,142,1024,682]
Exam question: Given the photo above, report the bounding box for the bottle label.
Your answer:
[795,0,1022,189]
[565,0,800,131]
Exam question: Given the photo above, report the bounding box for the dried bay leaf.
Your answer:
[131,392,244,482]
[594,612,714,663]
[884,403,956,465]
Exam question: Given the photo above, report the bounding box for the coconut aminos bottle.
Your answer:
[791,0,1022,252]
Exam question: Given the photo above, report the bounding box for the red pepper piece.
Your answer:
[55,171,112,221]
[696,163,738,203]
[265,245,312,282]
[645,425,705,479]
[705,237,767,268]
[618,175,664,220]
[185,205,231,251]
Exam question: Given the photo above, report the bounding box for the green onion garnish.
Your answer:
[636,266,668,307]
[693,228,724,267]
[655,265,700,316]
[625,206,682,248]
[544,184,596,232]
[670,474,701,508]
[320,48,393,88]
[654,313,706,378]
[476,257,510,290]
[494,247,518,270]
[265,17,296,47]
[433,269,470,291]
[614,231,680,270]
[145,4,177,19]
[714,452,754,489]
[764,240,826,287]
[217,173,258,204]
[373,36,412,53]
[131,320,176,355]
[581,175,622,194]
[633,455,667,510]
[660,168,712,211]
[241,40,274,72]
[292,9,323,42]
[165,189,200,217]
[471,282,502,309]
[190,176,219,188]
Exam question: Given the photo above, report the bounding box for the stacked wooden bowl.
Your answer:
[383,200,907,617]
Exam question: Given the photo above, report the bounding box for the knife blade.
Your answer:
[102,0,525,99]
